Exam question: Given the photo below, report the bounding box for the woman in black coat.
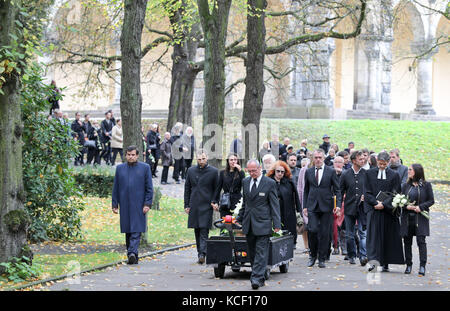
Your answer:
[400,164,434,276]
[213,153,245,218]
[267,161,302,246]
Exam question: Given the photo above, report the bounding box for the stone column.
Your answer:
[354,35,382,111]
[365,45,381,111]
[412,42,437,115]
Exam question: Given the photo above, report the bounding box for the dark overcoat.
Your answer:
[273,177,301,241]
[184,164,219,229]
[364,167,404,265]
[400,182,434,237]
[112,162,153,233]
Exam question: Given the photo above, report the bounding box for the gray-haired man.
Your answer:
[236,159,281,289]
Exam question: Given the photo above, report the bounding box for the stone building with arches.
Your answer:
[48,0,449,119]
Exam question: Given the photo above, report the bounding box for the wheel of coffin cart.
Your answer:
[214,263,226,278]
[279,262,289,273]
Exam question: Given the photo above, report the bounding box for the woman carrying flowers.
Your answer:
[400,163,434,276]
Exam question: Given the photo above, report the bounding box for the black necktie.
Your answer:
[251,178,258,193]
[316,167,322,183]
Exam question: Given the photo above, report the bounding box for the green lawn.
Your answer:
[239,119,449,181]
[79,195,195,245]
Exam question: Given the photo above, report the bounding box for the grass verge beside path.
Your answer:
[0,195,196,290]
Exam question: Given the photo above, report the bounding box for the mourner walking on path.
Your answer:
[236,159,281,290]
[340,150,368,266]
[184,149,219,264]
[212,153,245,218]
[267,161,301,246]
[401,163,434,276]
[303,149,341,269]
[364,151,404,272]
[112,146,153,265]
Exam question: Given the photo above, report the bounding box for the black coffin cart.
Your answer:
[206,219,294,279]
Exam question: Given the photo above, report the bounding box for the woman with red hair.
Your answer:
[267,161,302,247]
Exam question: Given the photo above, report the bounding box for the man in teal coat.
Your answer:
[112,145,153,264]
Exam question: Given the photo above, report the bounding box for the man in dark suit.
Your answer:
[237,159,281,289]
[303,149,341,268]
[100,111,114,165]
[340,150,368,266]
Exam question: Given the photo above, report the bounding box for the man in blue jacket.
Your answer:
[112,145,153,265]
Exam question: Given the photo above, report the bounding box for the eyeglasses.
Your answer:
[275,170,285,174]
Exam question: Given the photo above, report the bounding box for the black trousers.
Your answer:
[161,166,169,183]
[111,148,123,165]
[404,222,427,266]
[151,150,160,175]
[86,147,100,165]
[173,158,185,181]
[100,142,111,164]
[307,211,333,261]
[184,158,193,177]
[194,228,209,257]
[246,231,270,284]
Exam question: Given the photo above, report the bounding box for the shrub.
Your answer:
[72,166,115,198]
[21,63,85,242]
[0,256,41,283]
[72,166,162,209]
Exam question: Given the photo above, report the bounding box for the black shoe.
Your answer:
[360,257,368,266]
[382,264,389,272]
[419,266,426,276]
[344,255,349,260]
[198,255,205,264]
[318,261,326,268]
[251,282,260,290]
[349,257,356,265]
[332,248,340,255]
[307,257,317,267]
[127,253,137,265]
[405,265,412,274]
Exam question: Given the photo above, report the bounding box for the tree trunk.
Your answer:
[120,0,148,155]
[167,22,201,131]
[197,0,232,167]
[242,0,267,166]
[0,0,29,267]
[120,0,148,244]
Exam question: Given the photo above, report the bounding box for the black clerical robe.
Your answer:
[364,167,405,265]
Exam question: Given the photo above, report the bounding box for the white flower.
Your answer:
[393,197,401,204]
[401,198,407,205]
[392,202,398,208]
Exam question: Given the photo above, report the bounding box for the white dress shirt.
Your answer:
[315,164,325,185]
[249,174,263,192]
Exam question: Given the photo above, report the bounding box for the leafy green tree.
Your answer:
[21,63,85,242]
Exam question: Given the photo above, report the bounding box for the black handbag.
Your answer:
[219,171,237,209]
[219,192,231,209]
